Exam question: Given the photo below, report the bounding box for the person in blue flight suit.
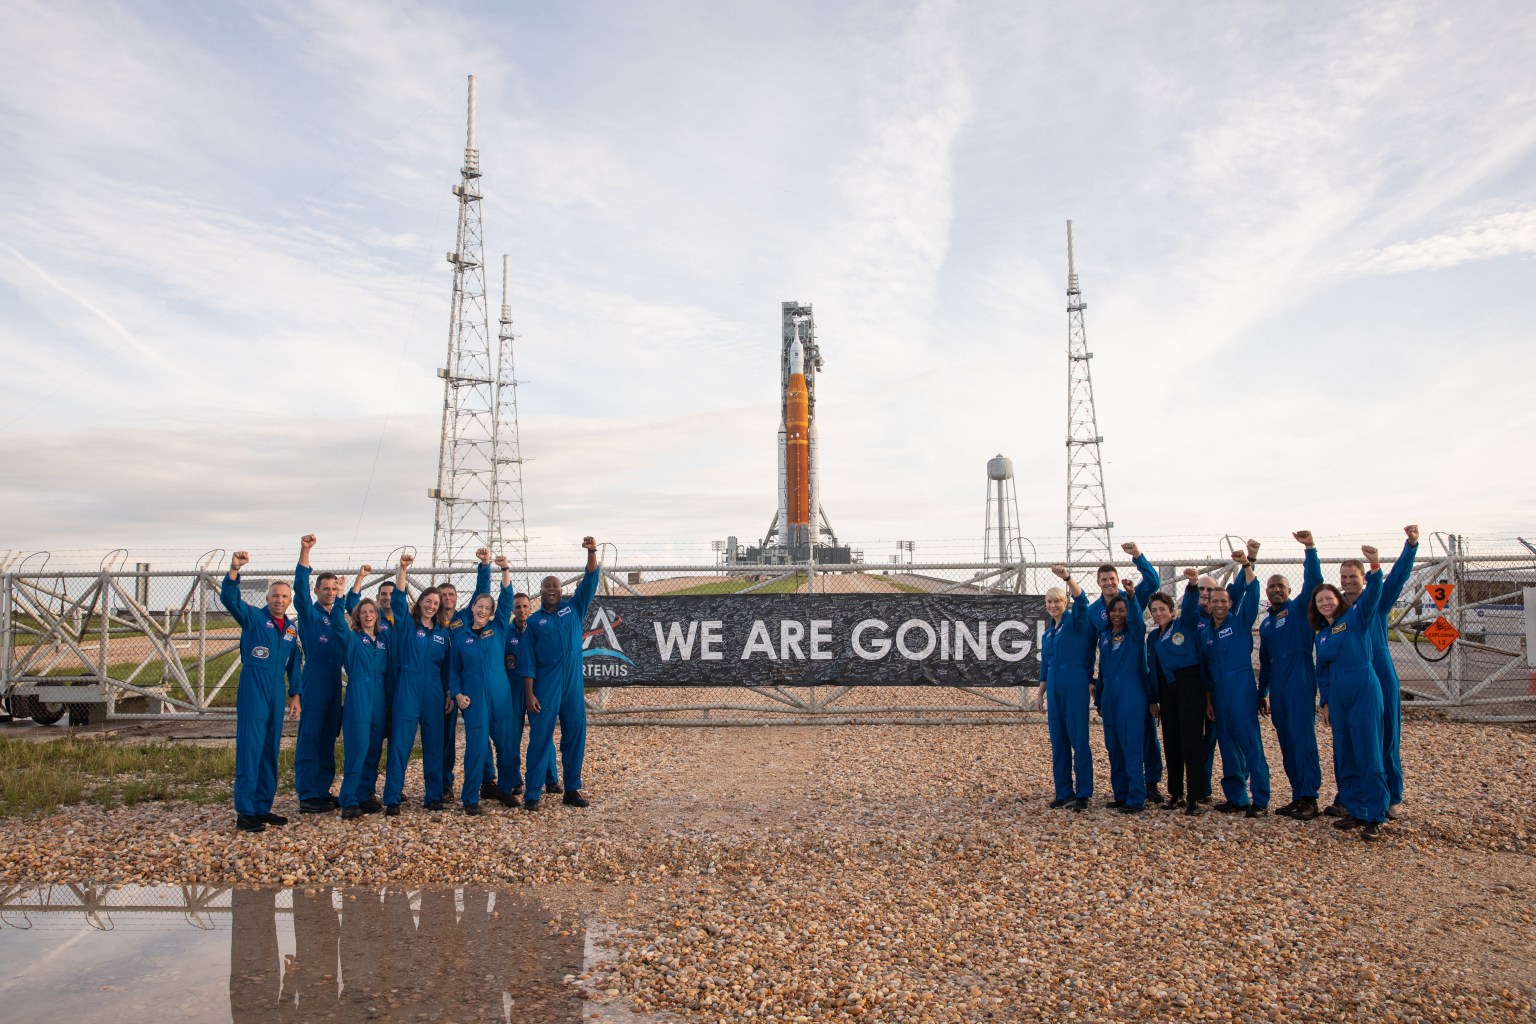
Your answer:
[381,554,453,814]
[291,535,350,813]
[448,556,517,815]
[1337,525,1418,819]
[327,572,390,820]
[1087,542,1165,805]
[1312,545,1388,841]
[494,591,559,804]
[1147,572,1208,815]
[1041,565,1097,811]
[1198,548,1270,817]
[346,572,399,794]
[220,551,301,834]
[1192,540,1259,803]
[1260,531,1326,820]
[437,550,492,803]
[1096,590,1157,812]
[520,537,602,811]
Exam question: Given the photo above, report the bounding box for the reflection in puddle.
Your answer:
[0,884,586,1022]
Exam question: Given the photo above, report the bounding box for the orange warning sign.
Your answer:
[1423,616,1459,652]
[1426,583,1455,610]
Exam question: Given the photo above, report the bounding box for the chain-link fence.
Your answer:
[3,542,1531,726]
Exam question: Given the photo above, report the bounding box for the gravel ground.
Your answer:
[1,714,1533,1023]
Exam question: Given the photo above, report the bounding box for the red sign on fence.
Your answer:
[1423,616,1460,653]
[1426,583,1455,610]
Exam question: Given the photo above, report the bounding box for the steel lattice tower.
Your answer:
[431,75,498,570]
[1064,220,1114,565]
[491,253,529,571]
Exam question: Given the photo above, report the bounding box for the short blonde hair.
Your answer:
[1045,586,1067,602]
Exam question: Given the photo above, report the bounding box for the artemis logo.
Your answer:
[582,606,634,678]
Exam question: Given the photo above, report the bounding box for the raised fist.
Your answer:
[1231,550,1249,565]
[1293,530,1313,547]
[581,536,597,551]
[1050,565,1069,581]
[301,534,317,549]
[1361,545,1380,563]
[1120,541,1140,558]
[475,547,491,564]
[494,555,510,569]
[1182,567,1199,582]
[400,553,415,568]
[359,564,373,576]
[1405,524,1419,545]
[231,551,250,569]
[1246,538,1260,558]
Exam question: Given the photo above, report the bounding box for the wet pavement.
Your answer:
[0,884,589,1022]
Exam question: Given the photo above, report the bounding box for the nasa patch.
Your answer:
[416,629,427,638]
[317,634,329,644]
[252,646,270,659]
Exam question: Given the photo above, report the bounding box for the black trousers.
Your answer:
[1159,664,1209,802]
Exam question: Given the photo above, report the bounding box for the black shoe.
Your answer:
[1275,800,1298,818]
[512,785,525,797]
[258,812,288,826]
[1291,798,1320,821]
[1184,800,1203,817]
[1362,822,1383,841]
[1049,797,1072,809]
[1214,801,1245,814]
[1332,815,1365,831]
[1147,785,1165,804]
[1117,804,1143,814]
[341,806,363,820]
[1105,799,1125,809]
[562,791,590,808]
[299,798,334,814]
[546,782,563,795]
[324,794,340,809]
[480,781,499,800]
[498,791,522,808]
[424,799,446,812]
[1323,802,1346,818]
[384,804,401,817]
[360,799,383,814]
[1072,798,1089,812]
[236,814,266,833]
[1245,806,1267,818]
[525,799,540,813]
[1198,795,1213,805]
[464,803,482,816]
[1159,797,1184,810]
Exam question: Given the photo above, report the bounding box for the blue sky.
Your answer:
[2,1,1533,568]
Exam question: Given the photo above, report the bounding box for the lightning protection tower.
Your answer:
[431,75,499,572]
[1064,221,1114,565]
[492,253,530,574]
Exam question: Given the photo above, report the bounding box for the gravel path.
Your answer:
[2,714,1532,1023]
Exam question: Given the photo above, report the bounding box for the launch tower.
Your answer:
[1063,221,1114,565]
[430,75,527,571]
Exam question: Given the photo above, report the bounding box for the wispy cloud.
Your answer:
[1343,206,1536,274]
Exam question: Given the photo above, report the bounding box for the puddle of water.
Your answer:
[0,884,587,1022]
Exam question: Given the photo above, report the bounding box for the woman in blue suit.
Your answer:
[1097,589,1156,812]
[381,554,452,814]
[327,571,390,820]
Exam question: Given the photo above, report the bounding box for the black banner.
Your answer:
[577,593,1046,686]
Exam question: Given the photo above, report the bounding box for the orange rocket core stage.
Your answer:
[785,368,810,528]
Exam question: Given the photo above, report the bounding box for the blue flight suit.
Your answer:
[1097,590,1156,808]
[220,575,300,818]
[1198,577,1270,809]
[448,586,515,807]
[1149,586,1208,802]
[1197,574,1251,799]
[1088,555,1164,791]
[1316,570,1387,823]
[440,564,492,799]
[520,568,601,803]
[382,590,452,807]
[1041,590,1096,802]
[327,614,389,811]
[1370,540,1417,805]
[1259,548,1325,801]
[502,620,559,793]
[292,565,348,802]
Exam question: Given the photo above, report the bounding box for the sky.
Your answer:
[1,0,1534,570]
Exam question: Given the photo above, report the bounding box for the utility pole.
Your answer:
[492,253,530,574]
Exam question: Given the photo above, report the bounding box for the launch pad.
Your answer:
[728,301,852,566]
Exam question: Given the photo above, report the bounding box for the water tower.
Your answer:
[984,454,1022,563]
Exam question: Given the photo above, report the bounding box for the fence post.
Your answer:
[1,573,11,690]
[1447,535,1465,705]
